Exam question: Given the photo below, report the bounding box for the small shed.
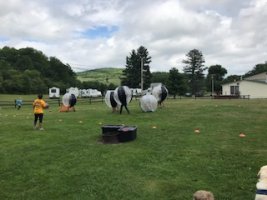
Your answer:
[49,87,60,98]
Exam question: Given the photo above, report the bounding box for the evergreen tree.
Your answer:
[121,46,152,89]
[182,49,206,95]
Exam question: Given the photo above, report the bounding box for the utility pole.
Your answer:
[141,57,144,93]
[211,74,214,96]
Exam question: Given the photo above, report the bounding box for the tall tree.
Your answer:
[206,65,227,95]
[167,67,187,98]
[244,62,267,77]
[182,49,206,95]
[121,46,152,89]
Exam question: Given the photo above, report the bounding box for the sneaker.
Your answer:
[33,126,38,130]
[39,128,44,131]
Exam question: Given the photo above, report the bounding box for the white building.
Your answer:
[222,72,267,98]
[49,87,60,98]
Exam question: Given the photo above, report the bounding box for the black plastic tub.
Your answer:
[101,125,137,143]
[102,132,119,144]
[117,126,137,142]
[102,125,123,135]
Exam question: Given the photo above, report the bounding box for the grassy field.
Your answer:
[77,68,123,85]
[0,96,266,199]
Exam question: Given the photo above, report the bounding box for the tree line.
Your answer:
[0,46,266,96]
[121,46,225,97]
[121,46,267,97]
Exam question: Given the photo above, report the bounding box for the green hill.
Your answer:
[0,46,77,94]
[76,68,123,85]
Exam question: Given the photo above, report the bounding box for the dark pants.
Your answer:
[34,113,44,125]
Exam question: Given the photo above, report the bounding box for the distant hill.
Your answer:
[76,68,123,85]
[0,46,77,94]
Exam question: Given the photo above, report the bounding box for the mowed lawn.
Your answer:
[0,97,266,199]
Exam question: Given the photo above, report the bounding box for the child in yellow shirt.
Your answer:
[33,94,47,130]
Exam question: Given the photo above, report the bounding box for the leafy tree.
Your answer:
[106,83,117,90]
[0,73,3,93]
[22,70,47,94]
[206,65,227,95]
[14,55,34,71]
[0,46,78,94]
[0,60,12,92]
[48,57,77,86]
[151,72,169,85]
[0,46,18,66]
[167,68,187,98]
[222,75,241,84]
[182,49,207,95]
[18,47,49,75]
[121,46,152,89]
[2,69,21,94]
[244,62,267,77]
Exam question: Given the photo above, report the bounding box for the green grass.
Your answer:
[0,94,39,101]
[0,98,266,199]
[76,68,123,85]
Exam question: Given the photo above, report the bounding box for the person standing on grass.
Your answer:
[33,94,47,130]
[15,99,23,110]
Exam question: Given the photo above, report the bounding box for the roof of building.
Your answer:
[222,71,267,85]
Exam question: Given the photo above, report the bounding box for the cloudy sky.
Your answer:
[0,0,266,75]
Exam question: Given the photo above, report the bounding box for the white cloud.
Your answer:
[0,0,267,76]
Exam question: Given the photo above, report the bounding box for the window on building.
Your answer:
[230,86,239,95]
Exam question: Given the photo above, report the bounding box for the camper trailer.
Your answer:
[79,89,88,98]
[49,87,60,98]
[89,89,102,97]
[131,88,142,96]
[78,89,102,98]
[66,87,79,97]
